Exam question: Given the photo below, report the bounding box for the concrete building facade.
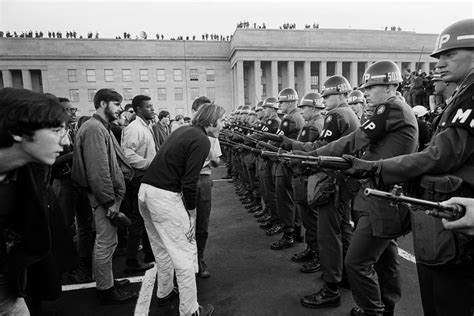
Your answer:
[0,28,438,116]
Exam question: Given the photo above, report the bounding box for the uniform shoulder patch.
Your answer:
[376,104,386,115]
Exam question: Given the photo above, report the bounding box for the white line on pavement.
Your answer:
[398,248,416,263]
[62,275,145,292]
[134,264,157,316]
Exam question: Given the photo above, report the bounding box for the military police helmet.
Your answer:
[431,19,474,58]
[299,92,324,109]
[240,105,250,115]
[361,61,402,89]
[321,76,352,97]
[262,97,279,109]
[277,88,299,103]
[348,90,365,105]
[412,105,429,117]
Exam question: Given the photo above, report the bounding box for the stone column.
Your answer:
[335,61,343,76]
[287,60,295,89]
[236,61,245,106]
[254,60,262,102]
[319,61,327,91]
[22,69,32,90]
[303,61,311,94]
[350,62,358,88]
[271,60,278,97]
[230,66,235,109]
[2,70,13,87]
[423,62,430,74]
[410,62,417,73]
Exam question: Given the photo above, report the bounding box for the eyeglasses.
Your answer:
[47,127,69,140]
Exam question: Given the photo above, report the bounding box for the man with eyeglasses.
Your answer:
[0,88,70,315]
[72,88,137,305]
[51,97,94,284]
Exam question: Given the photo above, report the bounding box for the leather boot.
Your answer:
[300,283,340,309]
[291,247,316,262]
[270,234,294,250]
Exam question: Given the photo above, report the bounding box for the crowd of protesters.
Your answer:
[0,86,220,315]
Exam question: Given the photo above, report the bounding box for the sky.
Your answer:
[0,0,472,39]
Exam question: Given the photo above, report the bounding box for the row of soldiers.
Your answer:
[219,18,473,316]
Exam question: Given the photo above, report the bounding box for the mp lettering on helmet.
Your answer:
[363,121,377,130]
[451,108,472,124]
[436,34,451,49]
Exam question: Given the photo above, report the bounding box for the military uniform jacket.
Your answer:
[316,96,419,237]
[379,71,474,264]
[280,107,305,139]
[292,113,325,151]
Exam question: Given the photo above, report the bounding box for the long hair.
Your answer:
[192,103,225,128]
[0,88,68,148]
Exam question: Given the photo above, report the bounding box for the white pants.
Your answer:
[138,184,199,316]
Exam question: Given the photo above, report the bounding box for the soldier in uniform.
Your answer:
[348,90,367,122]
[345,19,474,316]
[270,88,305,250]
[303,61,418,315]
[280,92,325,271]
[288,76,359,309]
[256,97,282,231]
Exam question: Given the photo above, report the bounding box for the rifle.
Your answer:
[252,130,283,143]
[259,152,351,170]
[221,140,262,155]
[234,132,280,152]
[364,186,466,220]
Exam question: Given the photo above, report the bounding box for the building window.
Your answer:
[139,69,149,82]
[140,88,150,96]
[69,89,79,102]
[206,69,215,81]
[157,88,167,101]
[190,69,199,81]
[86,69,96,82]
[190,87,199,100]
[104,69,114,82]
[87,89,97,102]
[206,87,215,100]
[67,69,77,82]
[122,69,132,82]
[174,87,183,100]
[173,69,182,81]
[156,69,166,82]
[310,76,319,91]
[123,88,133,100]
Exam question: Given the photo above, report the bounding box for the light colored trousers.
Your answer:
[0,274,29,316]
[88,194,121,290]
[138,184,199,316]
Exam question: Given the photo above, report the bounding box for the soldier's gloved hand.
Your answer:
[342,155,382,179]
[280,135,294,151]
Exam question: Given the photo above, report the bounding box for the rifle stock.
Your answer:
[364,187,465,220]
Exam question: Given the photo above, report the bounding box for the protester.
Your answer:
[152,110,171,149]
[0,88,70,315]
[71,88,137,305]
[138,102,225,316]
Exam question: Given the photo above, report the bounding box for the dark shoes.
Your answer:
[114,279,130,287]
[266,224,283,236]
[157,287,179,306]
[97,286,138,305]
[271,234,294,250]
[254,209,267,218]
[292,248,316,263]
[257,214,271,223]
[300,284,340,309]
[197,260,211,278]
[259,221,273,229]
[192,304,214,316]
[124,260,154,273]
[300,256,322,273]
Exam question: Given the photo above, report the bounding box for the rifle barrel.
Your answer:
[364,188,465,220]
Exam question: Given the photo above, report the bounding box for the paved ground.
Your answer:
[44,165,423,316]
